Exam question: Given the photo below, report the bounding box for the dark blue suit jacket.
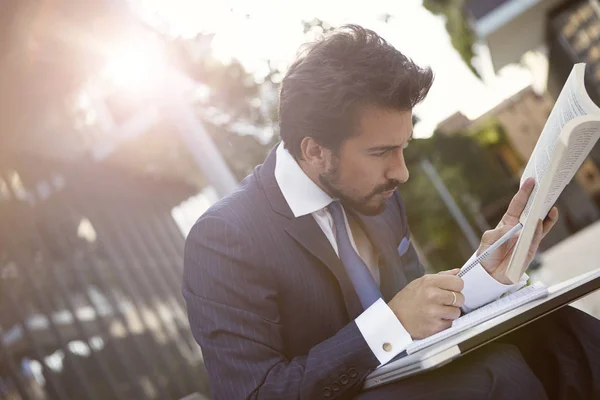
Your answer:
[182,146,425,399]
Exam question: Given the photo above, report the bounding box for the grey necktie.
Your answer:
[328,201,382,309]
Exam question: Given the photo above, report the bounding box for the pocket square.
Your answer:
[397,237,410,257]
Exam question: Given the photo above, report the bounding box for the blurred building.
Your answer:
[466,0,600,100]
[437,86,555,162]
[466,0,563,82]
[437,82,599,248]
[462,0,600,243]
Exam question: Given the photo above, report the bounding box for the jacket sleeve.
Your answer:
[182,214,380,400]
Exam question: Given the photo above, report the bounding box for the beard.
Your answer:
[319,157,399,216]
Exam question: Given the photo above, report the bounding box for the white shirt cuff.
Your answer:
[460,254,528,312]
[355,298,412,366]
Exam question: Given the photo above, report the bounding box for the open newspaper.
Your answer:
[504,63,600,283]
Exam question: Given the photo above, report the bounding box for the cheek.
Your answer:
[339,159,380,190]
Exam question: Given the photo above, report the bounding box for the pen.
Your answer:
[458,223,523,277]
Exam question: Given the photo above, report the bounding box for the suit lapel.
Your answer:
[285,215,363,319]
[348,211,408,302]
[260,144,409,315]
[259,145,363,319]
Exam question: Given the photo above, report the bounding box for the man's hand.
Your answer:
[478,177,559,284]
[388,269,464,339]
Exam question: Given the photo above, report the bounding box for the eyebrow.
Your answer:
[367,131,413,152]
[367,145,401,153]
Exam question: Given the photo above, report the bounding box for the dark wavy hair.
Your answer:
[279,24,434,159]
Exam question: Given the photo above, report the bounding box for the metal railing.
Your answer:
[0,152,208,399]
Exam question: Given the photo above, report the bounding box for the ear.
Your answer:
[300,137,329,168]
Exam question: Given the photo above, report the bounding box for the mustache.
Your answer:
[373,180,400,195]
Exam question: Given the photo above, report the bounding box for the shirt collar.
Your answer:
[274,142,333,218]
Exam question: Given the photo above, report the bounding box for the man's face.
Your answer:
[319,107,413,216]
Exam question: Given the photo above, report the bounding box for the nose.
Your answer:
[386,150,409,183]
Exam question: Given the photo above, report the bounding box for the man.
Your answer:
[183,25,600,399]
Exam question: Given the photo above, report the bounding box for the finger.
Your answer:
[435,288,465,308]
[535,219,543,244]
[441,290,465,308]
[429,275,464,292]
[542,207,559,237]
[501,178,535,226]
[528,219,544,260]
[432,318,453,335]
[480,224,514,248]
[437,305,461,321]
[438,268,460,276]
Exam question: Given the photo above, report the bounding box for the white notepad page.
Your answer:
[407,282,549,354]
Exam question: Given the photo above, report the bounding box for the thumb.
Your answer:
[480,224,515,248]
[438,268,460,275]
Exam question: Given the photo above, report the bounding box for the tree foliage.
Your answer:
[402,124,517,271]
[168,18,338,181]
[168,37,278,180]
[423,0,480,78]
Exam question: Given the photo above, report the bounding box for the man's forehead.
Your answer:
[354,106,413,143]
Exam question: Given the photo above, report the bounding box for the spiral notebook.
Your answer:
[407,282,549,354]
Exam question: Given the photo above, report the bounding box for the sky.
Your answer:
[132,0,535,138]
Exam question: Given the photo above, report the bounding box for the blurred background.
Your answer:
[2,0,600,398]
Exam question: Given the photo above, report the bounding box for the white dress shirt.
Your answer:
[274,143,527,365]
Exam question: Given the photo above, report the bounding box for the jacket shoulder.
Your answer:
[187,168,274,240]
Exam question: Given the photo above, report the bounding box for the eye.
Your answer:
[372,150,388,157]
